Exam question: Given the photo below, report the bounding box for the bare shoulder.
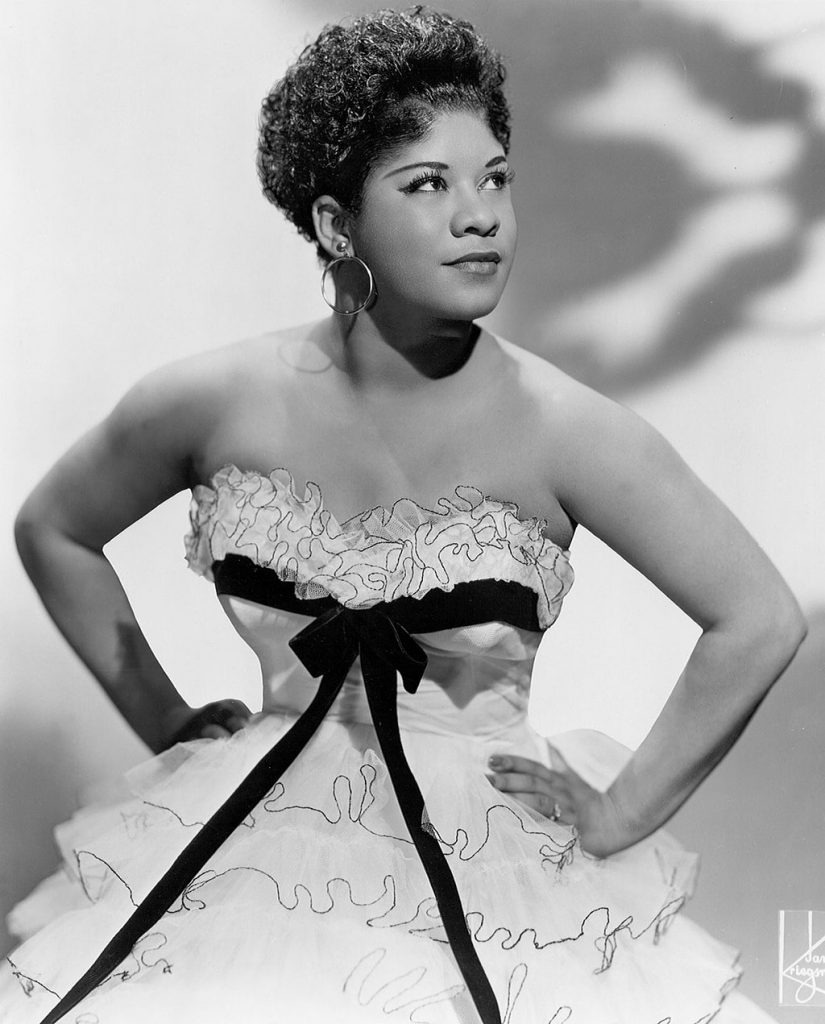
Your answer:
[125,321,317,401]
[494,335,587,400]
[491,334,636,445]
[490,335,800,631]
[16,323,322,545]
[489,333,688,523]
[107,320,325,459]
[103,338,249,469]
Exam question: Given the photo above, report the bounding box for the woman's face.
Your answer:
[348,108,517,322]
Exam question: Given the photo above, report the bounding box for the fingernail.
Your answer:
[488,755,505,769]
[485,774,499,787]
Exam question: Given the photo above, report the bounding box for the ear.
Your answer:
[311,195,351,260]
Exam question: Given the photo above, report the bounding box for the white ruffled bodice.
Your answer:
[184,465,575,744]
[184,465,574,627]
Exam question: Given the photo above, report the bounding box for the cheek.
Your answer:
[358,218,438,290]
[498,200,518,245]
[508,205,518,241]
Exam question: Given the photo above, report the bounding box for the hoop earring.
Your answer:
[320,241,375,315]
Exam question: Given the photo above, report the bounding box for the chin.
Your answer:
[379,275,507,322]
[444,293,503,322]
[429,282,507,322]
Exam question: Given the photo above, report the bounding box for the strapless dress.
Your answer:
[0,465,777,1023]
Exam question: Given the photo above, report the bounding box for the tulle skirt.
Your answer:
[0,713,776,1023]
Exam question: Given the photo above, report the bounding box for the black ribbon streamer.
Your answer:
[38,582,504,1024]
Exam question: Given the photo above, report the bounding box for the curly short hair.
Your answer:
[257,6,511,261]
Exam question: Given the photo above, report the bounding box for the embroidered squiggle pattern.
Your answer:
[8,754,743,1023]
[343,946,467,1020]
[63,762,702,979]
[184,465,574,629]
[6,957,59,998]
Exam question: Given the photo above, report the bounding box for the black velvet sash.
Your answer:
[39,554,541,1024]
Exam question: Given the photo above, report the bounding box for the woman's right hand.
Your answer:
[161,699,253,749]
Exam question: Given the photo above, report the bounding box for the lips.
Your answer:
[444,251,501,265]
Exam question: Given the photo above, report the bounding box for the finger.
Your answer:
[502,792,547,815]
[498,790,575,825]
[198,702,251,731]
[516,789,573,822]
[220,699,253,719]
[489,771,561,796]
[487,754,555,783]
[224,715,249,733]
[490,767,570,795]
[486,777,543,807]
[212,702,252,733]
[192,705,231,729]
[200,725,231,740]
[537,792,575,824]
[487,777,572,822]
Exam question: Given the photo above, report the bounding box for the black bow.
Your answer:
[288,604,427,694]
[38,602,502,1024]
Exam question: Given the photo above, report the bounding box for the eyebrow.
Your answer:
[383,155,507,178]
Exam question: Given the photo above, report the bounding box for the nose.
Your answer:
[450,186,500,237]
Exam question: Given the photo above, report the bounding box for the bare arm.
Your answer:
[541,383,806,854]
[14,355,247,753]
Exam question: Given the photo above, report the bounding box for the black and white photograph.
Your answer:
[2,2,823,1021]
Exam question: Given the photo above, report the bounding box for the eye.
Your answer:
[480,167,516,191]
[399,171,448,194]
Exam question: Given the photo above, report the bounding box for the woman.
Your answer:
[2,7,805,1022]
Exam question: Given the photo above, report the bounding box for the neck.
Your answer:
[327,304,480,391]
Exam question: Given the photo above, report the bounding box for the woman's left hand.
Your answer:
[486,745,637,858]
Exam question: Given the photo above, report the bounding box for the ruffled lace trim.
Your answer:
[184,465,574,629]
